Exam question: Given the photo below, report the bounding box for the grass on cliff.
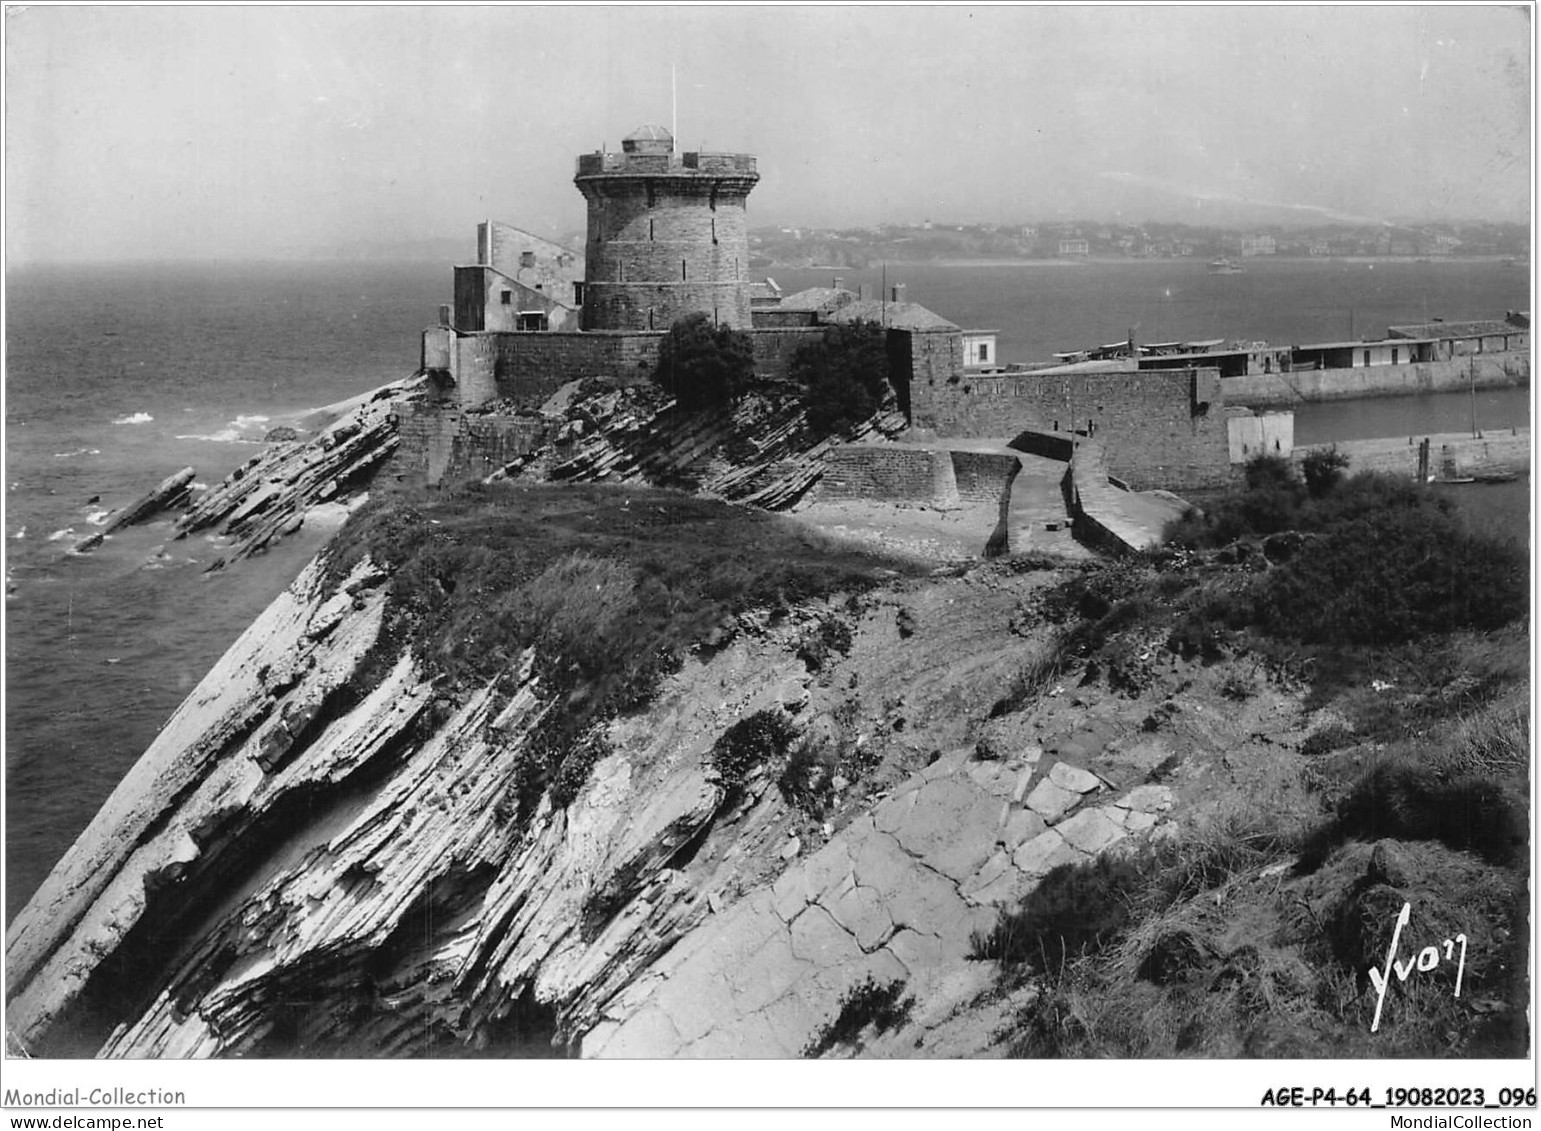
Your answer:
[982,676,1529,1058]
[324,481,923,813]
[981,457,1530,1059]
[1165,456,1527,648]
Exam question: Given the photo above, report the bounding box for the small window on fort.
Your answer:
[1362,349,1371,366]
[500,291,513,305]
[978,343,989,362]
[681,260,688,281]
[518,312,547,332]
[711,218,717,244]
[519,251,536,269]
[649,219,655,241]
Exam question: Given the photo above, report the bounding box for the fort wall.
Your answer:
[950,450,1020,504]
[747,326,827,380]
[434,326,835,410]
[391,404,561,490]
[445,331,663,407]
[818,446,954,504]
[911,368,1233,492]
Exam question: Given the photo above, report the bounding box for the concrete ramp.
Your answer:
[1067,438,1191,554]
[818,439,1082,557]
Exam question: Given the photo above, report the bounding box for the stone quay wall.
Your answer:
[1225,351,1529,409]
[1299,430,1531,481]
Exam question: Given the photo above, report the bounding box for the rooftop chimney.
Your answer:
[859,284,873,301]
[890,283,906,304]
[832,276,844,291]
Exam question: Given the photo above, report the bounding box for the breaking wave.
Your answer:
[112,412,154,425]
[175,414,272,444]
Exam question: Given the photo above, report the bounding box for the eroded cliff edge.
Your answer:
[4,470,1193,1057]
[7,386,1528,1059]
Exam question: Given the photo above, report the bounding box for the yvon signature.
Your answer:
[1369,901,1468,1032]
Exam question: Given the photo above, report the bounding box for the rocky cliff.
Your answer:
[10,376,1523,1061]
[5,473,1335,1058]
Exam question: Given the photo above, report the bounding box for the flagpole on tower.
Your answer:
[672,64,677,142]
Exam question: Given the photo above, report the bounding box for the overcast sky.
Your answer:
[4,5,1532,262]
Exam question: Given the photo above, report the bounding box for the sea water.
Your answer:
[3,257,1530,923]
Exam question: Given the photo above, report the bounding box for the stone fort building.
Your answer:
[575,125,760,332]
[417,126,1237,495]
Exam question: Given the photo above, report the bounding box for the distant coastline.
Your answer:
[766,254,1527,271]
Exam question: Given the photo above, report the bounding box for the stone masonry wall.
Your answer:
[449,326,831,410]
[894,329,964,402]
[391,403,558,489]
[817,445,1021,512]
[749,326,827,380]
[911,368,1233,493]
[818,446,951,503]
[950,451,1021,504]
[452,332,664,409]
[579,174,756,330]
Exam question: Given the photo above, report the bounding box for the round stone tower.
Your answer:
[574,126,760,331]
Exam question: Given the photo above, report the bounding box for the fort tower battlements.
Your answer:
[575,125,760,332]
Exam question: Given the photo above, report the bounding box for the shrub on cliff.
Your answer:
[1301,446,1350,498]
[1254,503,1526,646]
[792,320,893,435]
[973,854,1145,973]
[1161,456,1527,646]
[709,708,798,789]
[652,313,755,409]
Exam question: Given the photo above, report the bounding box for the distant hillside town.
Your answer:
[742,219,1531,269]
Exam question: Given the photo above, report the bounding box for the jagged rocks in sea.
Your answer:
[71,467,197,553]
[174,376,429,568]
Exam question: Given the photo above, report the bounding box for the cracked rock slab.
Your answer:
[964,868,1027,906]
[1025,778,1080,822]
[1000,809,1047,851]
[1118,784,1174,813]
[1054,808,1126,855]
[1012,829,1066,876]
[790,904,866,967]
[1124,810,1160,833]
[890,776,1001,884]
[823,880,893,952]
[1049,762,1102,794]
[960,849,1011,899]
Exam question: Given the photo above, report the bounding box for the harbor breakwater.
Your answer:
[1223,351,1527,409]
[1298,429,1531,482]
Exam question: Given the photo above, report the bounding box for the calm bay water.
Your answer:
[770,256,1532,366]
[3,257,1530,923]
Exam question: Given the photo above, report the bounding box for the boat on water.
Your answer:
[1208,258,1243,275]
